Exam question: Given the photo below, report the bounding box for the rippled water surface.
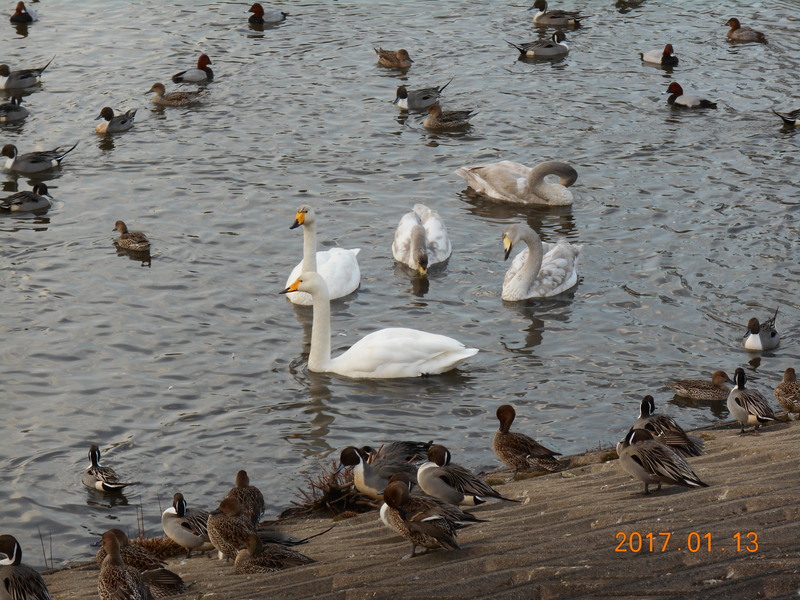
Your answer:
[2,0,798,565]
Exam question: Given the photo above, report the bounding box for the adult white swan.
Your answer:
[285,205,361,305]
[455,160,578,206]
[501,223,580,301]
[281,272,478,378]
[392,204,452,275]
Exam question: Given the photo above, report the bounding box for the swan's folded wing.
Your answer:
[392,211,422,263]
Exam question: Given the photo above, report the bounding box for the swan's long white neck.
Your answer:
[525,162,576,206]
[302,220,318,272]
[516,229,543,285]
[308,277,332,372]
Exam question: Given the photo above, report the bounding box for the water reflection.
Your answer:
[115,247,152,267]
[668,395,728,420]
[459,189,578,238]
[500,295,576,354]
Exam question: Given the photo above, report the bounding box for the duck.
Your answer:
[0,57,52,89]
[281,272,478,378]
[81,444,133,492]
[285,205,360,306]
[773,108,800,126]
[207,497,255,561]
[616,428,708,495]
[501,223,580,301]
[234,534,313,574]
[422,104,477,130]
[742,308,779,351]
[147,82,201,107]
[172,54,213,84]
[725,18,766,43]
[226,470,266,527]
[10,1,36,23]
[0,183,52,213]
[113,220,150,252]
[361,440,433,465]
[455,160,578,206]
[95,107,136,134]
[727,367,776,433]
[529,0,586,26]
[374,47,414,69]
[774,367,800,418]
[336,446,417,500]
[633,395,704,457]
[392,78,452,111]
[0,96,28,123]
[640,43,678,66]
[0,534,52,600]
[161,492,213,557]
[417,444,518,506]
[666,82,717,109]
[493,404,563,472]
[392,204,451,275]
[507,31,568,57]
[667,370,733,402]
[97,530,149,600]
[248,2,288,24]
[2,142,78,173]
[95,529,165,572]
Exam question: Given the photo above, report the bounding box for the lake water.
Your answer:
[2,0,798,566]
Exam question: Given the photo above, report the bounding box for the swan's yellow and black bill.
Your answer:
[502,234,513,260]
[281,279,301,294]
[290,210,306,229]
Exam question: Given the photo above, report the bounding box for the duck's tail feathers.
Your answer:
[438,76,454,94]
[507,40,526,54]
[39,56,55,74]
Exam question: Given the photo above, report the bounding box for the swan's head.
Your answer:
[290,204,315,229]
[281,272,327,296]
[496,404,517,433]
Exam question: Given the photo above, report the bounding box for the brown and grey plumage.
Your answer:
[97,530,150,600]
[337,446,416,500]
[493,404,563,472]
[95,529,165,571]
[727,367,776,433]
[207,497,253,561]
[234,534,314,574]
[81,444,134,493]
[147,82,201,107]
[361,440,433,465]
[374,47,413,69]
[113,220,150,252]
[422,104,477,130]
[633,396,704,457]
[139,567,186,598]
[161,492,212,557]
[668,370,733,402]
[774,367,800,417]
[0,534,52,600]
[226,470,266,527]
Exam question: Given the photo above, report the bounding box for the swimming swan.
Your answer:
[392,204,452,275]
[455,160,577,206]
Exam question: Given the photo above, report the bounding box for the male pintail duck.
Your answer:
[361,440,433,465]
[95,107,136,134]
[640,43,678,66]
[147,82,201,107]
[727,367,776,433]
[226,470,266,527]
[773,108,800,126]
[113,220,150,252]
[161,492,213,557]
[2,142,78,173]
[392,78,452,111]
[97,530,149,600]
[774,368,800,418]
[742,308,779,351]
[374,47,414,69]
[0,96,28,122]
[417,444,519,506]
[281,272,478,378]
[0,57,52,89]
[234,534,314,574]
[616,428,708,494]
[455,160,578,205]
[633,396,704,457]
[10,1,36,23]
[0,183,52,213]
[337,446,416,500]
[95,529,165,571]
[529,0,586,26]
[725,18,766,43]
[668,370,733,402]
[0,534,52,600]
[172,54,213,84]
[507,31,568,57]
[493,404,563,472]
[666,82,717,109]
[382,480,460,558]
[422,104,477,130]
[248,2,288,24]
[285,204,361,306]
[392,204,451,275]
[207,497,254,561]
[81,444,133,492]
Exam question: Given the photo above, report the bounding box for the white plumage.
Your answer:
[392,204,452,274]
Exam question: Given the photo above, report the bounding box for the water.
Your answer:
[1,0,798,566]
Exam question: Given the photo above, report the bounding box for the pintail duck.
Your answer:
[668,370,733,402]
[81,444,133,492]
[417,444,519,506]
[773,108,800,127]
[0,57,52,89]
[374,47,414,69]
[0,183,52,213]
[97,530,149,600]
[493,404,563,472]
[774,368,800,417]
[423,104,476,130]
[10,1,36,23]
[248,3,288,24]
[742,308,779,351]
[382,480,460,557]
[392,204,452,275]
[727,367,776,433]
[0,96,28,122]
[616,428,708,494]
[207,497,254,561]
[95,107,136,134]
[172,53,213,84]
[455,160,578,206]
[640,43,678,66]
[285,204,361,306]
[161,492,212,557]
[95,529,165,572]
[226,470,266,527]
[725,18,766,43]
[2,142,78,173]
[666,82,717,109]
[147,82,201,107]
[361,440,433,465]
[0,534,51,600]
[529,0,586,26]
[337,446,417,500]
[392,78,452,111]
[234,534,314,574]
[634,396,704,457]
[507,31,568,57]
[113,220,150,252]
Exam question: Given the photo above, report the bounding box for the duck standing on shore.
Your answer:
[727,368,776,433]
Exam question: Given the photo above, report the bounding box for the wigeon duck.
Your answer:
[97,530,150,600]
[248,2,288,24]
[455,159,578,205]
[0,182,52,213]
[773,107,800,126]
[742,308,780,351]
[668,370,733,402]
[392,78,452,111]
[529,0,586,26]
[640,43,678,66]
[507,31,568,57]
[493,404,563,472]
[2,141,78,173]
[0,96,28,122]
[422,104,477,130]
[81,444,133,492]
[774,368,800,418]
[725,18,766,43]
[0,57,53,89]
[172,53,213,84]
[161,493,213,558]
[666,82,717,109]
[226,470,265,527]
[234,534,313,574]
[113,220,150,252]
[0,535,52,600]
[633,396,704,457]
[147,82,201,107]
[727,368,776,433]
[392,204,451,275]
[374,47,414,68]
[501,223,580,300]
[95,107,136,134]
[9,1,35,23]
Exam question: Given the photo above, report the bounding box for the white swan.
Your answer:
[392,204,452,275]
[281,272,478,378]
[501,223,580,300]
[285,205,361,306]
[455,160,578,206]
